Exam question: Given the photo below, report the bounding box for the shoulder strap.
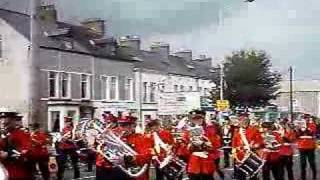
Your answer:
[239,128,250,150]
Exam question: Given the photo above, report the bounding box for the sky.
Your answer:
[54,0,320,79]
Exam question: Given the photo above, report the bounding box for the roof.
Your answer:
[279,80,320,92]
[118,47,215,79]
[0,0,31,15]
[0,8,134,62]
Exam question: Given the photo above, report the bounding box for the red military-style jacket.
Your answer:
[96,128,153,180]
[149,129,175,164]
[3,128,33,180]
[177,125,219,175]
[232,126,264,163]
[279,129,296,156]
[297,122,317,150]
[261,131,282,163]
[58,125,76,150]
[30,130,50,160]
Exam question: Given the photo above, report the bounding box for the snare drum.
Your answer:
[235,152,265,178]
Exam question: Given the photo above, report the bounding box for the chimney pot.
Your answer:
[81,18,105,37]
[119,35,141,50]
[175,49,192,62]
[150,42,170,62]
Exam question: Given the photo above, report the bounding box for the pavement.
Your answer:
[59,150,320,180]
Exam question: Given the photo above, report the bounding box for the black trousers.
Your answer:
[223,148,232,168]
[96,167,131,180]
[31,156,50,180]
[300,149,317,180]
[279,155,294,180]
[262,160,283,180]
[57,148,80,180]
[155,166,183,180]
[214,158,224,179]
[189,173,214,180]
[234,166,259,180]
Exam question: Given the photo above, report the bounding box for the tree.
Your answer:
[223,49,281,107]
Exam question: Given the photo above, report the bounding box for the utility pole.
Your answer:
[289,66,294,121]
[28,0,41,125]
[220,63,224,100]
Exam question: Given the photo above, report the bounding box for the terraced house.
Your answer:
[0,0,216,131]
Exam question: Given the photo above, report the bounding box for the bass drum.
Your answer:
[0,163,8,180]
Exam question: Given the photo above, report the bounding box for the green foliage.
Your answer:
[223,49,281,107]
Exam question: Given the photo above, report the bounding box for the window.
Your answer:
[174,85,178,92]
[109,77,118,100]
[143,82,148,102]
[180,85,184,92]
[0,35,2,58]
[125,78,133,101]
[81,74,90,99]
[204,88,208,95]
[160,84,165,92]
[60,72,70,98]
[189,86,193,92]
[48,71,58,97]
[50,111,60,132]
[150,82,156,102]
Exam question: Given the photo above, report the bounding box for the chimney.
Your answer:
[38,4,57,24]
[199,54,207,60]
[81,18,105,37]
[119,35,141,50]
[174,50,193,62]
[150,42,170,61]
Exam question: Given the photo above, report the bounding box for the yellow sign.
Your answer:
[216,100,230,111]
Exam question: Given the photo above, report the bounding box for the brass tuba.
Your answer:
[86,118,148,178]
[96,129,148,178]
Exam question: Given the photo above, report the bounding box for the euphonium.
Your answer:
[96,129,148,178]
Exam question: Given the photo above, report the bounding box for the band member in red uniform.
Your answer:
[146,119,176,180]
[57,117,80,180]
[278,120,295,180]
[221,120,232,168]
[232,116,264,180]
[296,115,317,180]
[261,122,283,180]
[96,115,153,180]
[29,122,50,180]
[0,111,33,180]
[178,110,219,180]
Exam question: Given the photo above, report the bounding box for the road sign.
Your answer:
[216,100,230,111]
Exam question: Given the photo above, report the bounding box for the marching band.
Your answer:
[0,109,318,180]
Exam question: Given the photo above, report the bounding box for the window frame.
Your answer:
[142,82,148,103]
[80,74,91,99]
[109,76,119,101]
[48,71,59,98]
[0,35,2,59]
[60,72,71,98]
[149,82,156,103]
[124,78,134,101]
[174,85,178,92]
